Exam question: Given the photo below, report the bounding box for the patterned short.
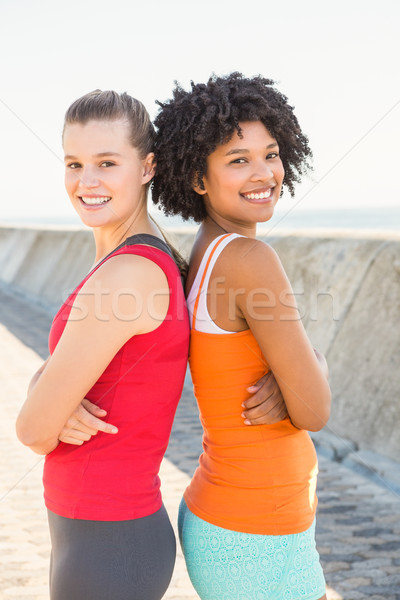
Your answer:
[178,498,326,600]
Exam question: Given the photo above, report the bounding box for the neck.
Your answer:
[205,213,257,239]
[92,207,161,263]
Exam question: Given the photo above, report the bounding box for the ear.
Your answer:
[142,152,156,184]
[192,174,207,196]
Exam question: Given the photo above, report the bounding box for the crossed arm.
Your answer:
[54,346,328,447]
[55,369,288,446]
[16,254,170,454]
[22,241,330,450]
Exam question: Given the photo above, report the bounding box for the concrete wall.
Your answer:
[261,231,400,463]
[1,224,399,461]
[0,225,95,311]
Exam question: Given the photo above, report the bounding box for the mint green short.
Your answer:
[178,498,326,600]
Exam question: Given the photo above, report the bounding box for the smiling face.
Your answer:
[63,118,155,229]
[196,121,285,233]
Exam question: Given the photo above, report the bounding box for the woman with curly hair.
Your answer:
[152,72,331,600]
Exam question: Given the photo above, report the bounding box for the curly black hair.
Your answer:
[152,72,312,223]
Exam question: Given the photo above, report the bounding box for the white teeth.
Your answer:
[81,196,111,205]
[243,189,272,200]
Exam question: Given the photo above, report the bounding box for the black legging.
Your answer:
[47,505,176,600]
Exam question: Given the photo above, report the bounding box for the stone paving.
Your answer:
[0,285,399,599]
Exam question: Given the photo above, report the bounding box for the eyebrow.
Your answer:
[225,142,278,156]
[64,152,122,160]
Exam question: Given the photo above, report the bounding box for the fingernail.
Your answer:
[110,427,118,434]
[241,412,246,418]
[244,420,251,425]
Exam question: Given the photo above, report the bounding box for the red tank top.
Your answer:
[43,236,189,521]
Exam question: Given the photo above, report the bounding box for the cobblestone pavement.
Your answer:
[0,286,399,600]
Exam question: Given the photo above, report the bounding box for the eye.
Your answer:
[266,152,280,160]
[66,162,81,169]
[100,161,115,167]
[230,157,247,165]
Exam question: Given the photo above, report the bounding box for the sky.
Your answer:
[0,0,399,224]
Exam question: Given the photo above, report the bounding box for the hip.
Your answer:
[178,498,325,600]
[48,504,176,600]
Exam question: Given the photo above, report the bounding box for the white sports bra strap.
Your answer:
[187,233,243,334]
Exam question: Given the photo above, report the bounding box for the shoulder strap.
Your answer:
[115,233,173,258]
[85,234,173,281]
[192,233,232,330]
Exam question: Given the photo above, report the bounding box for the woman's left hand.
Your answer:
[242,372,288,425]
[58,399,118,445]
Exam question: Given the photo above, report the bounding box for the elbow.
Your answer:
[292,416,329,433]
[16,418,57,455]
[291,390,332,432]
[16,415,33,447]
[306,415,330,432]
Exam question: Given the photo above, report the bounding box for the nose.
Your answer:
[77,166,100,189]
[250,159,274,182]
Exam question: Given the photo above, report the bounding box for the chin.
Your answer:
[257,214,274,224]
[256,206,275,224]
[77,213,109,229]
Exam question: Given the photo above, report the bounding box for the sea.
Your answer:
[1,206,399,232]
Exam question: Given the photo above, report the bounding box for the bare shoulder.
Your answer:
[83,252,168,292]
[221,236,279,261]
[67,252,170,336]
[217,236,285,286]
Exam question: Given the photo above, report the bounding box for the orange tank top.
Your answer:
[184,234,318,535]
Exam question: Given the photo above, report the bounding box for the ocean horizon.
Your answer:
[1,206,399,232]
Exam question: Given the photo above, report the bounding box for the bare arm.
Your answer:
[27,356,50,396]
[236,240,331,432]
[16,254,169,454]
[313,347,329,379]
[242,346,328,426]
[28,360,119,446]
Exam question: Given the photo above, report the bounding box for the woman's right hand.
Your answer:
[58,399,118,445]
[242,372,288,425]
